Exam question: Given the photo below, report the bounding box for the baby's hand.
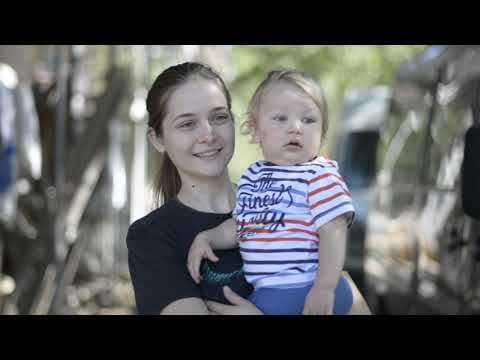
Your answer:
[187,232,219,284]
[303,286,335,315]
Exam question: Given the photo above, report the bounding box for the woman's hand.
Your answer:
[187,232,219,284]
[206,286,263,315]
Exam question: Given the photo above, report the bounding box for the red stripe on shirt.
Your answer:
[309,172,344,185]
[309,191,350,210]
[308,182,351,197]
[239,237,319,243]
[240,227,318,237]
[238,219,314,227]
[308,182,338,197]
[284,219,314,226]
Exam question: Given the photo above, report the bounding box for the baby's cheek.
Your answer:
[262,129,280,143]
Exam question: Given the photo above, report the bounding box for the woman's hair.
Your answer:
[146,62,233,206]
[242,68,329,144]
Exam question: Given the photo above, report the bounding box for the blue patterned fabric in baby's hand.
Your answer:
[200,249,253,304]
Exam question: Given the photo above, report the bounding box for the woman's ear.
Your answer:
[148,127,166,153]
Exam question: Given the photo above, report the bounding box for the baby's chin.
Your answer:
[264,155,313,166]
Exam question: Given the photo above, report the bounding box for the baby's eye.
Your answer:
[273,115,287,122]
[302,117,317,124]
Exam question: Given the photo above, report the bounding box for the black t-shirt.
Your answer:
[126,199,252,315]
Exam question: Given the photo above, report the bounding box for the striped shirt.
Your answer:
[234,156,355,289]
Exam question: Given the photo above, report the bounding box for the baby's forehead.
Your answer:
[263,79,302,95]
[259,81,319,111]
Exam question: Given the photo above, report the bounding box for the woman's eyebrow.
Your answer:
[210,106,228,112]
[172,112,195,122]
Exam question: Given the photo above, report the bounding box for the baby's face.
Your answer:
[251,81,323,165]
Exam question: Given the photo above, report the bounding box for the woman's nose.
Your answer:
[198,120,216,143]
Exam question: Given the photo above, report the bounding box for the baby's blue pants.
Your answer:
[248,275,353,315]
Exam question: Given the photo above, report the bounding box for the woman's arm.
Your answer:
[161,287,266,315]
[342,271,372,315]
[160,297,211,315]
[205,286,263,315]
[127,222,207,315]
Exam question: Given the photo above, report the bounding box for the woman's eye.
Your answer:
[178,121,195,129]
[213,113,229,123]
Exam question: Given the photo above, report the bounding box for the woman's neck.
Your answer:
[176,172,236,214]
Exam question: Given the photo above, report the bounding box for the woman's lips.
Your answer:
[194,148,222,158]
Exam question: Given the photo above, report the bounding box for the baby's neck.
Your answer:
[263,155,318,166]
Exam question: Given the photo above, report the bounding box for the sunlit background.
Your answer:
[1,45,479,315]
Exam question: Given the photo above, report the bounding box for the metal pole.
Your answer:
[129,45,149,224]
[54,45,70,263]
[43,45,70,314]
[408,67,444,314]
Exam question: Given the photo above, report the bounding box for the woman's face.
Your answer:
[150,79,235,183]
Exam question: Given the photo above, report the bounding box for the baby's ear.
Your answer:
[147,127,166,153]
[248,120,260,144]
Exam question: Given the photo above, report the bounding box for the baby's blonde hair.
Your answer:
[241,68,329,144]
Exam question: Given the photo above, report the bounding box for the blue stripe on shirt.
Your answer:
[244,267,315,276]
[248,167,315,175]
[240,175,309,185]
[237,186,305,197]
[260,162,336,169]
[240,247,317,253]
[243,259,318,265]
[241,209,295,217]
[297,163,336,169]
[237,196,309,209]
[312,201,352,223]
[270,187,305,196]
[279,199,309,208]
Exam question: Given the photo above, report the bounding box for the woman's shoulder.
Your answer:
[126,200,180,248]
[128,202,170,231]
